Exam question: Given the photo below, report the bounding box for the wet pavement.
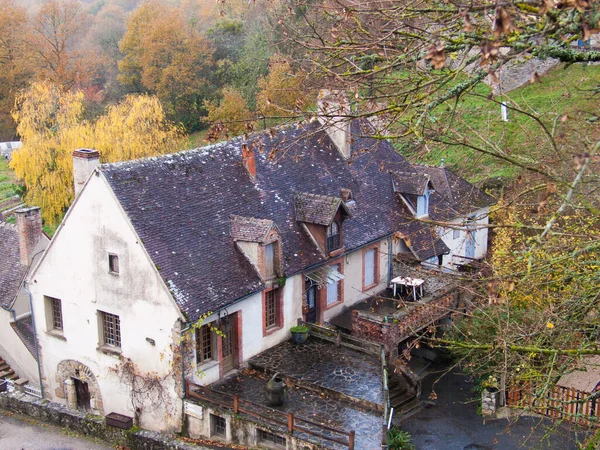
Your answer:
[248,339,383,407]
[210,369,383,449]
[402,367,591,450]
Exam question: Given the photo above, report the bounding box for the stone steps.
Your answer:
[0,357,22,383]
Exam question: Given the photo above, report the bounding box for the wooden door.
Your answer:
[74,378,90,410]
[220,318,236,373]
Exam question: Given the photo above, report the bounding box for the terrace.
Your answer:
[185,337,386,449]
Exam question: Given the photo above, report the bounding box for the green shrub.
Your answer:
[290,325,309,333]
[388,427,415,450]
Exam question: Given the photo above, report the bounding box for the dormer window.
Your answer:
[327,222,341,252]
[416,189,431,217]
[265,242,276,278]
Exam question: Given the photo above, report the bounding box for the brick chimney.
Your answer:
[73,149,100,197]
[241,143,256,180]
[15,206,42,266]
[318,89,351,160]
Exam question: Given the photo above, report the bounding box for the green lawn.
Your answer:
[0,157,21,201]
[403,63,600,183]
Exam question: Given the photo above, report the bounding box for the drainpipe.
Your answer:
[387,239,393,285]
[23,283,44,398]
[180,320,192,400]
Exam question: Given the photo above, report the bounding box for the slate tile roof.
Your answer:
[294,192,347,226]
[390,171,431,196]
[0,222,26,309]
[10,315,35,357]
[100,120,489,322]
[230,215,275,242]
[411,165,496,221]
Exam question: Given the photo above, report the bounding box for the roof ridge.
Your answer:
[101,122,306,171]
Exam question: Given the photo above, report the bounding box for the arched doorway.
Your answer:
[55,360,104,414]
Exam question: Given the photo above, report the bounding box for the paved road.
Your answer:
[402,368,590,450]
[0,412,112,450]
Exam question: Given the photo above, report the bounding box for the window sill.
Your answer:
[362,282,378,292]
[97,345,122,357]
[325,299,343,311]
[197,360,219,371]
[264,325,282,337]
[46,330,66,341]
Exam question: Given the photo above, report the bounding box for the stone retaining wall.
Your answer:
[0,391,205,450]
[351,292,458,356]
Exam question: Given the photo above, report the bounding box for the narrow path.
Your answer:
[0,411,112,450]
[401,369,590,450]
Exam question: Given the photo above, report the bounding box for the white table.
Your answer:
[391,276,424,301]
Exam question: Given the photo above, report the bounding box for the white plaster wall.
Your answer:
[0,310,40,384]
[191,274,302,385]
[324,239,390,322]
[29,173,183,433]
[439,207,489,267]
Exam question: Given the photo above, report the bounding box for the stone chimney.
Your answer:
[317,89,351,160]
[241,143,256,180]
[73,149,100,197]
[15,206,42,266]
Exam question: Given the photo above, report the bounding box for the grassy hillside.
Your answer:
[410,63,600,183]
[0,158,21,201]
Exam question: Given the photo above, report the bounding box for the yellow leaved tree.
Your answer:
[256,55,310,120]
[205,87,254,138]
[10,81,185,226]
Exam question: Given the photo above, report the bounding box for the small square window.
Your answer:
[100,311,121,348]
[45,295,63,332]
[453,229,460,240]
[51,297,63,330]
[210,414,226,437]
[257,428,286,447]
[108,253,119,274]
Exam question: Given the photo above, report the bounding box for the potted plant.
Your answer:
[290,325,309,345]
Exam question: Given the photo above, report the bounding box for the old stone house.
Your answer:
[0,207,49,387]
[26,91,493,433]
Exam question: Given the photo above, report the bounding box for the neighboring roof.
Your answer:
[0,222,26,309]
[230,215,276,243]
[557,356,600,393]
[294,192,349,226]
[100,121,481,322]
[403,223,449,260]
[390,171,432,196]
[411,165,496,221]
[306,265,345,287]
[10,315,35,357]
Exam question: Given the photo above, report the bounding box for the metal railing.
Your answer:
[186,381,355,449]
[0,379,42,398]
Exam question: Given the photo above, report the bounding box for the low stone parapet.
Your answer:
[0,391,206,449]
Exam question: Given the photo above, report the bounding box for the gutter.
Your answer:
[22,283,44,398]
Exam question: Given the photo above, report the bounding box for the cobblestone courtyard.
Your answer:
[248,339,383,407]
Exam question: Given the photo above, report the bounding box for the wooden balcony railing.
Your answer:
[186,381,355,449]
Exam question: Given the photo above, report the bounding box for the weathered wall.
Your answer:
[351,292,458,355]
[29,173,184,433]
[323,238,390,322]
[0,310,39,384]
[185,401,320,450]
[439,207,489,267]
[0,391,205,450]
[190,274,302,386]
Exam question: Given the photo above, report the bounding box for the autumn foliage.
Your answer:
[10,82,184,225]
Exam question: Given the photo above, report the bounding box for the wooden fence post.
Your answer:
[288,413,294,434]
[348,430,355,450]
[233,395,239,414]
